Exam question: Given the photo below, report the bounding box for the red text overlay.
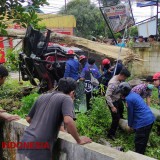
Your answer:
[2,142,50,149]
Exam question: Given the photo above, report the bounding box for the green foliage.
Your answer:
[76,96,111,141]
[59,0,105,38]
[114,32,122,39]
[4,48,20,71]
[150,88,160,109]
[0,98,21,112]
[0,78,31,99]
[0,22,7,35]
[0,77,39,116]
[76,89,160,159]
[0,78,34,112]
[127,26,138,37]
[0,0,48,34]
[111,129,135,151]
[13,92,39,118]
[114,26,138,41]
[13,6,42,29]
[147,121,160,159]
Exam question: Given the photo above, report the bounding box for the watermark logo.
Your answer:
[2,142,50,149]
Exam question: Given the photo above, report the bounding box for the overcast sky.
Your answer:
[38,0,160,23]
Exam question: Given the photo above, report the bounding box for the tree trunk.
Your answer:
[119,107,160,132]
[5,29,130,60]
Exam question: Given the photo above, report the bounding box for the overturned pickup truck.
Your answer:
[19,26,85,92]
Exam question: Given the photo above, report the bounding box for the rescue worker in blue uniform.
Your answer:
[100,58,112,86]
[64,50,79,81]
[116,82,155,155]
[80,58,101,110]
[99,59,123,86]
[79,55,87,71]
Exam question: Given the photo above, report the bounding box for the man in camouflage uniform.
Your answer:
[106,68,130,140]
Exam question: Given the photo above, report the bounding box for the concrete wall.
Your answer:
[1,119,157,160]
[130,42,160,77]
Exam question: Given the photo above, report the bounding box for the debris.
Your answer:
[99,138,111,146]
[128,78,143,87]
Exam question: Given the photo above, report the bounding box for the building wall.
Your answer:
[7,14,76,35]
[50,27,74,35]
[130,43,160,77]
[38,14,76,35]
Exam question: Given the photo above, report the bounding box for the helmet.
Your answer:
[116,82,131,96]
[102,58,110,65]
[153,72,160,80]
[67,50,75,55]
[79,55,86,61]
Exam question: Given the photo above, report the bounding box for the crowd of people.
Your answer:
[62,52,160,156]
[108,35,158,48]
[0,50,160,159]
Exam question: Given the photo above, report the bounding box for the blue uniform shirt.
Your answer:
[80,63,101,79]
[64,58,79,80]
[125,92,155,129]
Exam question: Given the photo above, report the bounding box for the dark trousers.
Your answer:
[86,92,92,110]
[108,99,124,136]
[135,123,153,154]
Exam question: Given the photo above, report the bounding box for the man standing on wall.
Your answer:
[17,77,92,160]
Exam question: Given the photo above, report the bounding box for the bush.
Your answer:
[0,79,33,111]
[76,96,111,141]
[12,92,39,118]
[76,93,160,159]
[4,48,20,71]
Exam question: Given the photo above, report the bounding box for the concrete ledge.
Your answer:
[2,119,157,160]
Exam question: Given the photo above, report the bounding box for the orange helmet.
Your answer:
[153,72,160,80]
[102,58,110,65]
[67,50,75,55]
[79,55,86,61]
